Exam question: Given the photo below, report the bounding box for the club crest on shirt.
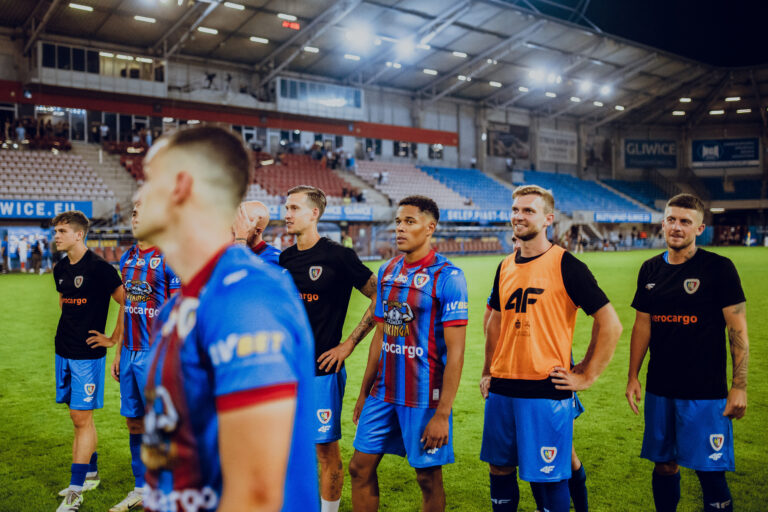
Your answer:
[125,280,153,303]
[74,275,83,288]
[309,266,323,281]
[84,383,96,396]
[317,409,332,424]
[149,257,161,269]
[540,446,557,463]
[684,278,700,294]
[136,259,146,267]
[413,273,430,289]
[710,433,725,451]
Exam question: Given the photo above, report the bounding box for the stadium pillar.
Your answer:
[530,115,540,171]
[611,129,621,180]
[578,123,587,179]
[475,107,487,171]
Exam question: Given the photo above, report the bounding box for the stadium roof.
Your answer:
[2,0,768,128]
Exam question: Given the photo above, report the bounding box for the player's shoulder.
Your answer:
[207,245,297,300]
[119,245,136,266]
[87,249,113,269]
[639,251,666,270]
[697,248,734,266]
[430,252,463,273]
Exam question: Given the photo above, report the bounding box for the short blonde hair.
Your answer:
[512,185,555,214]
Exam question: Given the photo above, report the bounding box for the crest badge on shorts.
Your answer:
[309,266,323,281]
[84,383,96,396]
[317,409,332,424]
[74,275,84,288]
[413,273,430,289]
[540,447,557,463]
[149,257,161,269]
[683,278,700,294]
[710,434,725,451]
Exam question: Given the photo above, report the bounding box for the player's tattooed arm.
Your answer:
[723,301,749,419]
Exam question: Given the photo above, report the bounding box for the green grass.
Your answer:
[1,247,766,511]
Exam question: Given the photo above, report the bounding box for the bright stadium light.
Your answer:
[277,13,297,21]
[709,109,725,115]
[303,46,319,53]
[423,68,438,75]
[385,61,402,69]
[99,52,114,57]
[545,91,557,98]
[737,108,751,114]
[593,100,604,107]
[600,85,612,95]
[710,207,725,213]
[518,86,529,92]
[136,57,153,63]
[452,51,468,58]
[344,53,361,61]
[224,2,245,10]
[457,75,471,81]
[489,81,502,88]
[345,26,371,47]
[197,27,218,34]
[417,43,431,50]
[134,15,156,23]
[69,3,93,11]
[614,104,625,111]
[725,96,741,102]
[486,58,498,65]
[579,80,592,93]
[116,54,134,60]
[679,97,692,103]
[546,72,561,84]
[250,36,269,44]
[672,110,686,116]
[570,96,581,102]
[395,38,415,59]
[528,69,545,82]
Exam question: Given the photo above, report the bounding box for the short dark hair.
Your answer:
[163,126,252,206]
[666,193,704,219]
[398,195,439,222]
[287,185,327,217]
[52,210,90,235]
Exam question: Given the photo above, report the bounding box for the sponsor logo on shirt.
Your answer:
[208,331,285,366]
[413,273,430,289]
[651,314,698,325]
[126,304,160,318]
[382,273,393,283]
[62,297,87,306]
[540,465,555,474]
[135,258,146,267]
[317,409,332,424]
[149,257,161,270]
[383,300,414,337]
[142,485,218,512]
[300,293,320,303]
[445,301,468,312]
[74,275,83,288]
[126,280,153,303]
[684,278,700,294]
[540,446,557,463]
[710,433,724,451]
[309,265,323,281]
[505,287,544,313]
[394,273,409,284]
[382,342,424,358]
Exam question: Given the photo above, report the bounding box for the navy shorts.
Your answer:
[480,393,573,482]
[119,347,150,418]
[642,392,734,471]
[314,367,346,443]
[55,355,105,410]
[354,395,454,468]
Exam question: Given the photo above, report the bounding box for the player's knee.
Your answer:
[654,461,679,475]
[415,467,442,494]
[489,464,516,476]
[69,409,92,428]
[348,455,373,482]
[126,417,144,434]
[316,442,340,465]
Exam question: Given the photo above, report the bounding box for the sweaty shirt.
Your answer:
[632,248,745,399]
[54,250,123,360]
[279,237,373,376]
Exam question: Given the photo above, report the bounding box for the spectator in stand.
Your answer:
[45,119,53,136]
[376,172,382,185]
[112,203,121,226]
[381,170,389,184]
[100,123,109,142]
[131,129,140,144]
[18,236,28,272]
[42,238,52,272]
[15,122,25,142]
[1,234,7,273]
[31,238,43,275]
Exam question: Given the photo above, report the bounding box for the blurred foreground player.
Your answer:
[280,185,377,512]
[52,210,125,512]
[627,194,749,512]
[134,126,318,511]
[480,185,621,512]
[233,199,281,264]
[109,200,180,512]
[350,196,468,512]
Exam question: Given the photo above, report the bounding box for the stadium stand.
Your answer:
[434,238,503,254]
[601,179,667,209]
[700,177,764,200]
[519,171,649,215]
[0,150,115,200]
[356,161,473,209]
[420,166,513,210]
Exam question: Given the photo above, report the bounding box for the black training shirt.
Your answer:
[54,250,123,360]
[279,237,373,375]
[632,249,745,399]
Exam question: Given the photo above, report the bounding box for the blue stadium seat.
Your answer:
[602,179,666,208]
[419,166,513,210]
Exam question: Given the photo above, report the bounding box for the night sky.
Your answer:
[527,0,768,67]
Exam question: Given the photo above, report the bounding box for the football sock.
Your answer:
[320,498,340,512]
[70,463,89,492]
[652,470,680,512]
[489,472,519,511]
[530,481,545,510]
[130,433,146,488]
[696,471,732,512]
[569,464,588,512]
[86,451,98,477]
[531,480,570,512]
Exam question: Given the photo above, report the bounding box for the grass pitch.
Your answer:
[0,247,766,511]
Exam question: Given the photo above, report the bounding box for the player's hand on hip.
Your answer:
[87,330,117,348]
[352,394,366,425]
[110,356,120,382]
[421,412,450,451]
[317,342,353,373]
[550,366,592,391]
[723,388,747,419]
[479,374,491,399]
[625,378,643,415]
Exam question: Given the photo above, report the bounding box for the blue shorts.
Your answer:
[641,392,734,471]
[119,347,149,418]
[573,392,585,419]
[55,355,105,410]
[314,367,346,444]
[353,395,454,468]
[480,393,573,482]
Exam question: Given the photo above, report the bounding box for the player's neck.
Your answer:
[249,235,264,250]
[296,228,321,251]
[667,244,697,264]
[137,240,151,251]
[404,242,432,264]
[157,218,232,284]
[67,243,88,265]
[518,233,551,258]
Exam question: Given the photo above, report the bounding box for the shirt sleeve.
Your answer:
[165,264,181,297]
[561,252,609,315]
[439,268,469,326]
[100,259,124,294]
[487,262,502,312]
[714,257,746,309]
[631,261,650,313]
[201,274,305,412]
[339,245,373,290]
[373,264,385,322]
[53,264,63,293]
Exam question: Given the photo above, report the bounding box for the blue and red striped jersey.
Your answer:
[371,250,468,409]
[142,245,318,512]
[119,245,180,351]
[251,240,280,265]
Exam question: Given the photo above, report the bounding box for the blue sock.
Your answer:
[70,463,89,489]
[531,480,570,512]
[530,481,544,510]
[696,471,732,512]
[130,433,146,488]
[489,472,519,511]
[569,465,588,512]
[652,470,680,512]
[88,451,98,474]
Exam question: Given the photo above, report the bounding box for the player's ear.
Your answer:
[696,222,706,235]
[171,171,193,205]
